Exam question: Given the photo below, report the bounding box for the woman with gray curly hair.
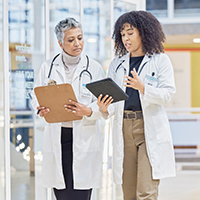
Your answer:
[31,18,105,200]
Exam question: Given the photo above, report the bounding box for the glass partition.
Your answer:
[3,1,143,200]
[49,0,80,58]
[114,0,137,22]
[174,0,200,17]
[146,0,167,18]
[0,0,5,199]
[83,0,111,72]
[8,0,45,199]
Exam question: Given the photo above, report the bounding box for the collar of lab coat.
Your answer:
[52,53,87,83]
[119,52,151,76]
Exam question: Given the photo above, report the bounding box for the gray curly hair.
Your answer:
[54,18,82,44]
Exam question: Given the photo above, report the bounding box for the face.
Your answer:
[121,23,144,57]
[58,27,84,57]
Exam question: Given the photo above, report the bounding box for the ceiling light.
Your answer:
[193,38,200,43]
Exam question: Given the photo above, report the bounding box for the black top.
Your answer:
[124,56,144,111]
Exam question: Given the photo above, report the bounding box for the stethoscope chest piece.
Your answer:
[48,79,57,85]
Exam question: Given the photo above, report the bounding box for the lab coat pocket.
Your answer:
[81,125,101,152]
[152,114,172,143]
[79,93,92,105]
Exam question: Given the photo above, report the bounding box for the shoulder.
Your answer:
[83,54,102,69]
[151,53,170,62]
[110,53,128,65]
[41,54,61,69]
[89,57,102,67]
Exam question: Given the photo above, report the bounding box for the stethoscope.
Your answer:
[47,53,92,81]
[115,59,148,76]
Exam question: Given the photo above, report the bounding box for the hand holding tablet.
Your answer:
[86,78,129,103]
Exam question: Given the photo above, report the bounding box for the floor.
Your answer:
[8,162,200,200]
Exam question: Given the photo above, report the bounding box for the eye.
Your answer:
[78,37,83,40]
[121,33,125,37]
[68,39,73,42]
[128,32,133,35]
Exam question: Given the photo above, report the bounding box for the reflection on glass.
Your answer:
[83,0,111,72]
[114,0,136,22]
[146,0,167,18]
[174,0,200,17]
[49,0,80,57]
[8,0,45,199]
[0,0,5,199]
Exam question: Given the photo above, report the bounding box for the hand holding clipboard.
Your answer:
[34,83,82,123]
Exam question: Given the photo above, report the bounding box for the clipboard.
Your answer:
[34,83,82,123]
[86,78,129,103]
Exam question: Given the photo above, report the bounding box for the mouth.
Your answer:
[125,43,131,49]
[74,48,82,51]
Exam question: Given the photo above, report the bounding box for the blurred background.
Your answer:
[0,0,200,200]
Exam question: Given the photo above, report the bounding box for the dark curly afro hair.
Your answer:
[112,10,165,57]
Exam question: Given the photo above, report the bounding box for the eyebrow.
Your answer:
[121,27,134,33]
[67,34,83,39]
[126,28,134,31]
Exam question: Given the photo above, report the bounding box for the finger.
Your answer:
[64,104,77,110]
[40,109,49,117]
[105,98,113,106]
[124,84,133,88]
[98,94,103,102]
[125,75,133,81]
[131,68,138,78]
[101,95,109,103]
[69,99,78,106]
[105,96,113,104]
[37,106,45,110]
[124,79,130,84]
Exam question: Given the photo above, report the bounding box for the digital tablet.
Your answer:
[86,78,129,103]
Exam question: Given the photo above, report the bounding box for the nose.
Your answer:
[124,35,129,41]
[74,39,80,46]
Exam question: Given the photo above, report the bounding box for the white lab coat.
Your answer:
[31,53,105,189]
[105,53,176,184]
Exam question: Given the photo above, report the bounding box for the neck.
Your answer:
[62,50,81,66]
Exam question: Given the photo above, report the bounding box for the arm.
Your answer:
[97,59,118,120]
[142,54,176,105]
[30,61,50,116]
[65,61,106,120]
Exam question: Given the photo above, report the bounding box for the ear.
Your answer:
[58,41,64,49]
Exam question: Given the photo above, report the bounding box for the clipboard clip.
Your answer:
[48,79,57,85]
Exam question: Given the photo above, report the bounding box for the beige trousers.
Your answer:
[122,115,160,200]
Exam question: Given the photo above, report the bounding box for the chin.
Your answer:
[72,51,82,56]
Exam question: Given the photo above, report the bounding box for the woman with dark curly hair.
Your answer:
[97,11,176,200]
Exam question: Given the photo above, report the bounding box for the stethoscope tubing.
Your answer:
[47,53,92,81]
[115,59,147,76]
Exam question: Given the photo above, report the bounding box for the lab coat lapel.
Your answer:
[138,54,150,76]
[123,53,130,77]
[119,53,129,91]
[54,55,66,83]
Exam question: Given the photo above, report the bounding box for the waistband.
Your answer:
[123,110,143,120]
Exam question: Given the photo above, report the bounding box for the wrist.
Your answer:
[86,108,92,117]
[99,107,108,114]
[140,83,145,94]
